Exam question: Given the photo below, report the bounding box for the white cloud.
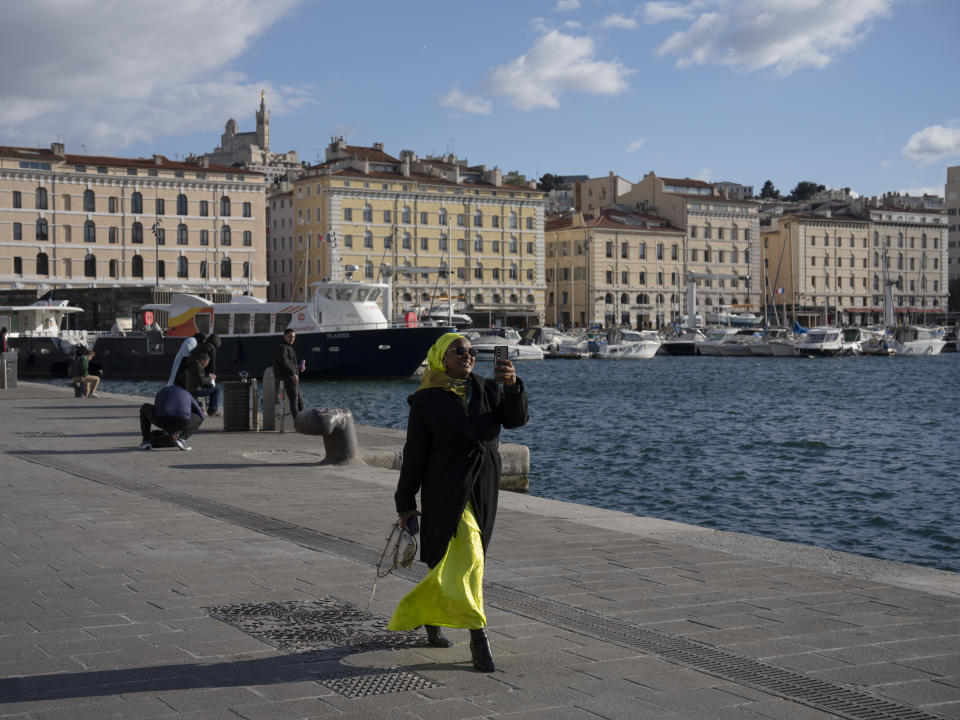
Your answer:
[601,13,639,29]
[485,31,630,111]
[626,139,646,152]
[555,0,581,11]
[0,0,307,153]
[901,124,960,163]
[644,1,703,24]
[439,84,493,115]
[563,20,584,29]
[652,0,894,75]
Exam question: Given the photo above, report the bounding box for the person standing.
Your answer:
[388,333,528,672]
[0,327,8,353]
[72,349,101,398]
[187,334,222,415]
[273,328,304,417]
[139,384,205,451]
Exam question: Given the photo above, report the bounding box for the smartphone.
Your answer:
[493,345,509,365]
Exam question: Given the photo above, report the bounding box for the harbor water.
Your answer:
[48,354,960,573]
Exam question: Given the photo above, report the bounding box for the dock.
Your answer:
[1,382,958,719]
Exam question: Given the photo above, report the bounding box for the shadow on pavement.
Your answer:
[0,649,409,704]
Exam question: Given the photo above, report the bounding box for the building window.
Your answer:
[402,206,412,223]
[384,234,392,249]
[621,242,628,259]
[242,201,251,218]
[155,227,165,245]
[474,210,482,227]
[474,263,483,280]
[13,256,22,275]
[221,257,232,278]
[13,222,22,240]
[84,253,96,277]
[36,218,48,241]
[130,254,142,277]
[176,194,188,215]
[526,217,533,230]
[510,263,519,280]
[13,191,21,208]
[509,211,517,229]
[221,225,231,246]
[402,232,411,250]
[420,236,428,250]
[154,197,164,215]
[672,243,678,260]
[199,200,208,217]
[177,224,188,245]
[108,259,118,278]
[83,189,95,212]
[474,236,483,252]
[199,260,207,279]
[362,204,372,222]
[131,221,142,244]
[439,208,448,225]
[420,211,428,224]
[243,230,252,246]
[343,207,352,222]
[343,234,353,248]
[439,234,448,252]
[364,260,374,279]
[363,231,373,249]
[84,220,96,243]
[621,270,628,284]
[605,241,613,258]
[491,215,499,228]
[155,259,165,278]
[605,271,613,284]
[131,192,143,214]
[36,252,49,275]
[36,187,48,209]
[220,196,231,217]
[107,227,117,244]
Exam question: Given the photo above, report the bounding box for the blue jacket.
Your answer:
[154,385,203,419]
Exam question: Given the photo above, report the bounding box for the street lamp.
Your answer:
[151,218,162,289]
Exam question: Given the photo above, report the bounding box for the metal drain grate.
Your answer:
[206,597,442,698]
[14,451,948,719]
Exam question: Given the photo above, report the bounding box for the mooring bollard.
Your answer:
[260,368,286,431]
[294,407,362,465]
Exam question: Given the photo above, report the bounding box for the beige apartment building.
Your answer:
[947,165,960,282]
[761,201,948,325]
[0,143,267,297]
[544,208,686,328]
[290,139,546,326]
[266,188,295,300]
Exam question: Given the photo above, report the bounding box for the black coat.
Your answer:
[273,341,299,379]
[394,373,528,568]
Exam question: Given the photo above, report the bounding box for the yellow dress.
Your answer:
[388,500,486,631]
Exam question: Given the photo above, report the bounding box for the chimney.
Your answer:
[372,141,384,152]
[153,154,164,165]
[401,155,410,177]
[50,142,65,157]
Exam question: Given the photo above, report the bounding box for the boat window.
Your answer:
[274,312,292,332]
[336,288,354,301]
[213,313,230,335]
[253,313,271,333]
[368,288,381,302]
[356,288,369,301]
[233,313,251,334]
[194,313,211,336]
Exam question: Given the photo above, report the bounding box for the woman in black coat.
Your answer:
[388,333,528,672]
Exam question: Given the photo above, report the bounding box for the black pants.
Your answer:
[280,377,305,417]
[139,403,203,441]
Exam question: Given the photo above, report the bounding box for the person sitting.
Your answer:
[189,334,222,415]
[139,384,205,451]
[72,349,101,398]
[176,352,214,405]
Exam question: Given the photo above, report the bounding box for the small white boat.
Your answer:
[796,327,843,357]
[601,329,661,359]
[861,329,897,356]
[894,326,946,356]
[661,328,706,356]
[718,329,761,356]
[698,327,740,356]
[464,328,544,361]
[0,300,90,377]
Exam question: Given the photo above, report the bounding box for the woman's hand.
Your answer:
[398,510,420,525]
[494,358,518,387]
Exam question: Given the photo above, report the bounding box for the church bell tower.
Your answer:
[256,90,270,152]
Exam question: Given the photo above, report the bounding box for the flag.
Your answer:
[776,287,784,294]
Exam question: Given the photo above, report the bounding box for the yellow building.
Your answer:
[544,208,686,328]
[290,139,545,326]
[761,201,948,326]
[0,143,268,297]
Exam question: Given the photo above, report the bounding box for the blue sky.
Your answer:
[2,0,958,197]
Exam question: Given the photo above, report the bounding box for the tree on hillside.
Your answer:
[538,173,562,192]
[503,170,529,187]
[788,181,826,202]
[759,180,780,199]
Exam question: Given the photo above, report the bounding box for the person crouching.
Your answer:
[139,384,205,451]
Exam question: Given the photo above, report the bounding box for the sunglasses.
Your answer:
[451,346,479,357]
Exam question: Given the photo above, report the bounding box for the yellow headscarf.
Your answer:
[417,332,469,403]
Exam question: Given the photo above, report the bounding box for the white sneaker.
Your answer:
[174,437,191,451]
[89,392,100,398]
[139,441,152,450]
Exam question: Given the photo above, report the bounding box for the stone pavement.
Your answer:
[1,382,959,720]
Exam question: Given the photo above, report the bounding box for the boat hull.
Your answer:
[92,325,451,380]
[660,341,699,356]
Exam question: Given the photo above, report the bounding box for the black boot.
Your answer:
[424,624,452,648]
[469,628,495,672]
